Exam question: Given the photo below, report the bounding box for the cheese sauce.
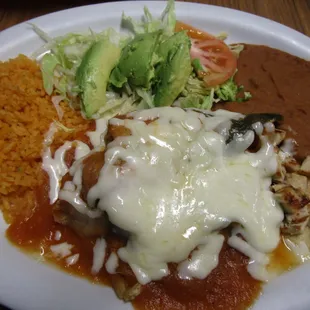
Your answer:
[84,107,283,283]
[7,176,300,310]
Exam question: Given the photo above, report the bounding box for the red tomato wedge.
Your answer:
[175,21,237,87]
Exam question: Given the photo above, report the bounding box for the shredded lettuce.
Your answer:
[215,77,240,102]
[160,0,176,36]
[30,23,53,44]
[51,95,65,120]
[53,120,75,133]
[92,92,138,119]
[192,59,204,72]
[182,75,211,97]
[177,94,205,109]
[243,91,252,100]
[216,32,228,41]
[33,0,177,119]
[178,92,218,110]
[229,44,244,58]
[178,76,214,109]
[36,27,124,106]
[136,88,154,108]
[122,0,176,36]
[121,13,145,34]
[179,72,251,110]
[41,53,60,95]
[32,0,250,121]
[216,74,251,103]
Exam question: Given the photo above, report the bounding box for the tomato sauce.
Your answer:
[6,172,297,310]
[134,243,261,310]
[6,173,107,285]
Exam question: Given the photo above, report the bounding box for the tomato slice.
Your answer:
[175,21,237,87]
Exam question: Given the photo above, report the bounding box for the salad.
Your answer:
[33,0,250,120]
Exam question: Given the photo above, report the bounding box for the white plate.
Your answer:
[0,2,310,310]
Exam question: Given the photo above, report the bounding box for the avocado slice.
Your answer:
[76,38,121,118]
[109,31,162,89]
[154,32,192,107]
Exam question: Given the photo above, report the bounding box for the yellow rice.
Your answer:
[0,55,91,223]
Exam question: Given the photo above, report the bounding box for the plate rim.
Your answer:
[0,1,309,39]
[0,1,309,59]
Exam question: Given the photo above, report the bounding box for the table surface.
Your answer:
[0,0,309,310]
[0,0,310,35]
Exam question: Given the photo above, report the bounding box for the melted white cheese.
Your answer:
[87,118,108,148]
[50,242,73,258]
[105,252,119,274]
[58,158,102,218]
[228,234,270,281]
[91,238,106,275]
[43,122,58,146]
[280,138,297,156]
[264,122,275,133]
[42,140,91,204]
[66,253,80,266]
[85,107,283,284]
[75,143,90,160]
[178,233,224,280]
[63,181,75,191]
[42,142,74,204]
[252,122,264,135]
[54,230,62,241]
[59,188,101,218]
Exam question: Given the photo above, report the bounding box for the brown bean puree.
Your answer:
[215,44,310,159]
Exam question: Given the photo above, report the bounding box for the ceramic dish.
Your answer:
[0,2,310,310]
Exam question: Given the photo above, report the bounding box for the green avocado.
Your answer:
[109,31,162,89]
[154,31,192,107]
[76,38,121,118]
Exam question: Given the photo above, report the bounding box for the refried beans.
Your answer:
[215,44,310,159]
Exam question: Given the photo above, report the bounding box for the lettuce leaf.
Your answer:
[41,53,60,95]
[178,74,250,110]
[229,44,244,58]
[178,91,217,110]
[36,28,124,107]
[215,77,240,101]
[136,88,154,108]
[122,0,176,36]
[92,92,138,119]
[33,0,249,122]
[182,75,211,97]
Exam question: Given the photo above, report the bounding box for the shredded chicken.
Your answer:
[300,156,310,177]
[286,173,308,193]
[283,157,300,173]
[272,146,310,235]
[266,128,286,147]
[273,158,286,183]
